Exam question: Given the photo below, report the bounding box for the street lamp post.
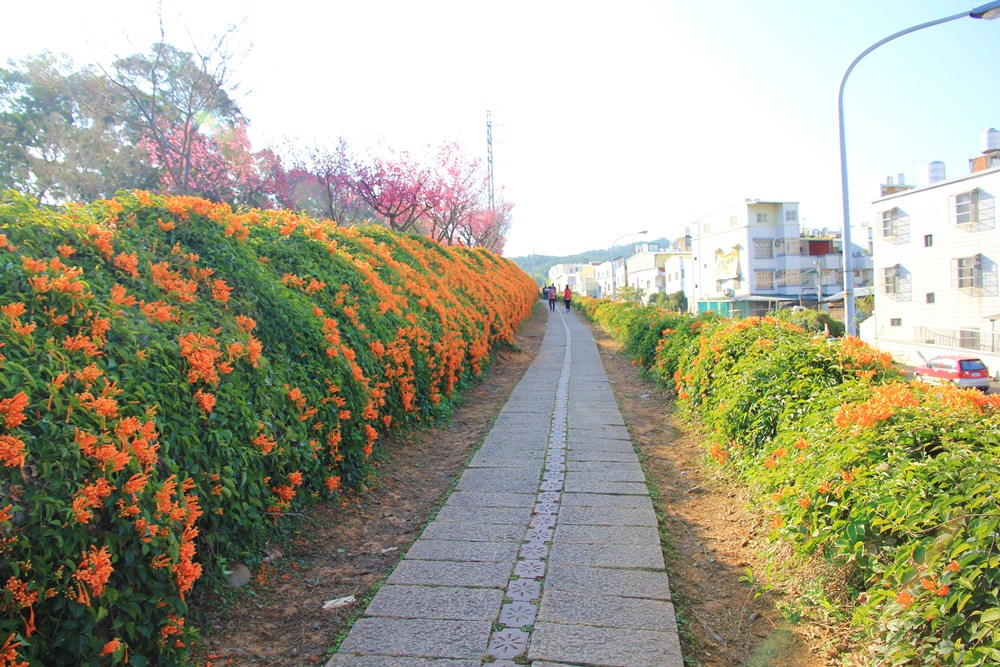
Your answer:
[610,230,647,301]
[838,1,1000,337]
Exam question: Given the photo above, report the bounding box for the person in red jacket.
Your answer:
[563,285,572,312]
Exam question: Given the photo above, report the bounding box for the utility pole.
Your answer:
[486,110,495,211]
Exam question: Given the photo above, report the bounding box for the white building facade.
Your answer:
[689,201,873,318]
[867,163,1000,370]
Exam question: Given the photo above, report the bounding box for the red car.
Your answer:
[913,355,991,392]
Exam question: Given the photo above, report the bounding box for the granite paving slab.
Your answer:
[336,617,490,659]
[454,474,541,494]
[430,505,532,525]
[564,467,646,482]
[544,563,673,600]
[548,542,666,569]
[563,460,646,474]
[565,449,640,462]
[327,657,479,667]
[529,622,682,667]
[418,522,526,543]
[536,589,678,631]
[557,505,658,527]
[363,585,503,620]
[562,479,650,495]
[442,491,536,508]
[559,492,655,510]
[404,539,521,562]
[386,560,512,588]
[553,524,661,545]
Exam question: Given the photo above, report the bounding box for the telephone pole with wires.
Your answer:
[486,110,495,211]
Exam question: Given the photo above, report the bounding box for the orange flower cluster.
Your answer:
[1,303,35,339]
[114,252,141,278]
[833,382,920,431]
[178,333,232,386]
[83,224,114,258]
[71,545,113,605]
[71,477,114,524]
[138,299,175,324]
[211,279,231,303]
[150,261,198,303]
[1,632,28,667]
[22,256,89,302]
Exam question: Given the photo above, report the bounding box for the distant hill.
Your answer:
[508,237,672,284]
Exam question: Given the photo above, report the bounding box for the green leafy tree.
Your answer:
[102,32,243,197]
[0,53,155,202]
[649,290,687,311]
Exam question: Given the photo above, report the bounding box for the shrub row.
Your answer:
[0,191,537,665]
[578,297,1000,666]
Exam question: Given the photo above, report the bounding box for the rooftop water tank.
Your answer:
[983,128,1000,153]
[928,161,946,184]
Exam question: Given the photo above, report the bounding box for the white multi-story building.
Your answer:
[867,130,1000,371]
[575,262,603,297]
[547,263,579,291]
[689,200,873,318]
[596,240,692,302]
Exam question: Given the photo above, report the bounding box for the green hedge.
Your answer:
[579,297,1000,665]
[0,191,537,665]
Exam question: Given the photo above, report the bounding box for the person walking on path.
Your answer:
[548,285,557,312]
[563,285,572,312]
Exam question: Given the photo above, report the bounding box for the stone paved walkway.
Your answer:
[326,308,684,667]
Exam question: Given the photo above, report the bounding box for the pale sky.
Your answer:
[4,1,1000,257]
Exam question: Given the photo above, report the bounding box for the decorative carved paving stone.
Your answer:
[540,480,563,492]
[537,492,561,504]
[499,601,537,627]
[486,628,529,660]
[533,503,559,515]
[529,514,556,530]
[525,528,554,543]
[514,559,546,579]
[542,471,565,482]
[519,541,549,560]
[506,578,541,601]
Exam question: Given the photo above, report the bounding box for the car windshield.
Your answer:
[959,359,987,371]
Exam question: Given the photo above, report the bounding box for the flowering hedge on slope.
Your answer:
[579,297,1000,665]
[0,191,537,665]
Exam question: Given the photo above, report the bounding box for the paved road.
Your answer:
[326,308,684,667]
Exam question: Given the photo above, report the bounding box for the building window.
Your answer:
[926,292,935,304]
[952,188,995,230]
[756,212,768,224]
[785,210,798,222]
[890,318,902,327]
[883,265,901,295]
[954,254,983,292]
[784,269,801,285]
[756,271,774,289]
[924,234,933,247]
[880,207,909,243]
[753,239,774,259]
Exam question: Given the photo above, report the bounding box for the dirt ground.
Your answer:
[192,304,837,666]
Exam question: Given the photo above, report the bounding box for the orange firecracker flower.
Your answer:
[0,392,29,428]
[0,435,26,468]
[99,638,120,656]
[193,390,215,414]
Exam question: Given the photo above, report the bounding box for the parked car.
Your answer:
[913,355,991,392]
